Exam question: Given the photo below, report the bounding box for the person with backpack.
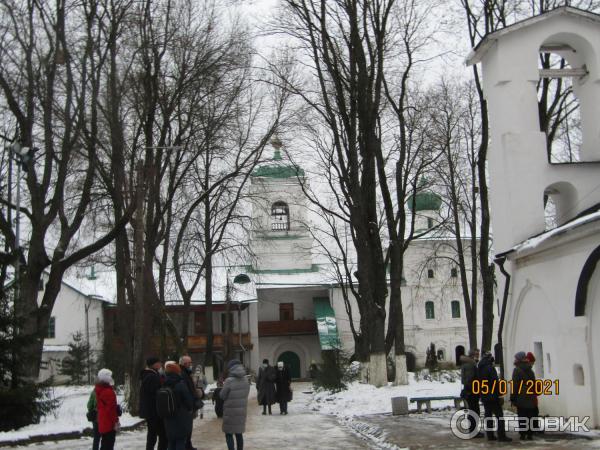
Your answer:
[220,360,250,450]
[256,359,276,415]
[95,368,119,450]
[86,388,100,450]
[179,355,203,450]
[158,361,194,450]
[139,356,167,450]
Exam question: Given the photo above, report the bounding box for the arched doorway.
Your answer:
[278,351,301,378]
[405,352,416,372]
[455,345,465,366]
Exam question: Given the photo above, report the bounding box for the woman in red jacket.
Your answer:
[95,368,119,450]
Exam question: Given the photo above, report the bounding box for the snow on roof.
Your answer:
[61,268,118,304]
[43,345,70,352]
[466,6,600,65]
[505,209,600,257]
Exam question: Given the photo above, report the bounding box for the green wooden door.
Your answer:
[278,351,301,378]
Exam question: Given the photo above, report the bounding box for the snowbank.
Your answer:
[0,385,143,443]
[309,371,461,418]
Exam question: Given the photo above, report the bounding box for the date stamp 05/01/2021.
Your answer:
[470,379,560,396]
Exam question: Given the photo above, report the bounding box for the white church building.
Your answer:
[246,140,494,379]
[467,6,600,428]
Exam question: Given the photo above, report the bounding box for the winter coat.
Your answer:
[476,355,501,403]
[220,364,250,434]
[275,367,292,403]
[256,365,277,406]
[510,361,537,409]
[181,366,202,410]
[95,383,118,434]
[162,372,194,441]
[460,355,478,397]
[87,390,97,422]
[139,368,162,420]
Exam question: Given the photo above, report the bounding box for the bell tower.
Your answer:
[249,138,314,272]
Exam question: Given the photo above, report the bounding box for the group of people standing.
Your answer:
[461,348,540,441]
[256,359,292,415]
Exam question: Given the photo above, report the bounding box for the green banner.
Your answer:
[313,297,340,350]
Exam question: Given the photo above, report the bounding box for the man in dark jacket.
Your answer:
[477,352,512,442]
[275,361,292,415]
[139,356,167,450]
[511,351,537,440]
[460,348,483,438]
[179,355,203,450]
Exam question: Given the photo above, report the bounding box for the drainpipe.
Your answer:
[494,255,511,380]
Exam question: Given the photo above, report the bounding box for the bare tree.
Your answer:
[0,0,135,381]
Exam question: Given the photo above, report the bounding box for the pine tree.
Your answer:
[0,287,58,430]
[60,331,91,385]
[425,343,438,372]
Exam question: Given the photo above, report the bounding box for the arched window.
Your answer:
[437,349,445,361]
[271,201,289,231]
[425,301,435,319]
[451,301,461,318]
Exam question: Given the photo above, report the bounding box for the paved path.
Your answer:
[13,382,370,449]
[190,382,369,449]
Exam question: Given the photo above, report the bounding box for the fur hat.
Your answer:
[165,360,181,374]
[277,361,284,368]
[514,351,528,363]
[262,359,269,364]
[146,356,160,367]
[97,368,114,385]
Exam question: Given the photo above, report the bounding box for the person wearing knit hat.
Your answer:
[511,351,537,440]
[525,352,542,434]
[139,357,166,450]
[220,360,250,450]
[162,359,194,450]
[95,368,119,449]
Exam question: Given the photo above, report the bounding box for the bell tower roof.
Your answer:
[252,137,305,179]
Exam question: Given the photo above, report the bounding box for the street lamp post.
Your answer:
[6,143,35,305]
[223,271,250,364]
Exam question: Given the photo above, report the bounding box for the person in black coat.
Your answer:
[275,362,292,415]
[510,351,537,440]
[139,357,167,450]
[476,352,512,442]
[213,378,225,418]
[163,362,194,450]
[256,359,277,415]
[460,349,483,438]
[179,356,203,450]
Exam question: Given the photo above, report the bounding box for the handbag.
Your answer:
[86,409,97,422]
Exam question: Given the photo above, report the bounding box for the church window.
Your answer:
[47,316,56,338]
[451,267,458,278]
[427,269,434,279]
[451,301,461,318]
[279,303,294,321]
[437,349,445,360]
[427,217,434,229]
[425,301,435,319]
[271,201,290,231]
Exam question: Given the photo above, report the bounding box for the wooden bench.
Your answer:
[409,396,466,413]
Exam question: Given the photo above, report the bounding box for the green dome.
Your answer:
[251,137,304,179]
[407,191,442,212]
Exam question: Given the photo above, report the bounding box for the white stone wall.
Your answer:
[503,227,600,427]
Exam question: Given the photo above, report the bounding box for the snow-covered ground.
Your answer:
[0,385,143,444]
[309,371,461,418]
